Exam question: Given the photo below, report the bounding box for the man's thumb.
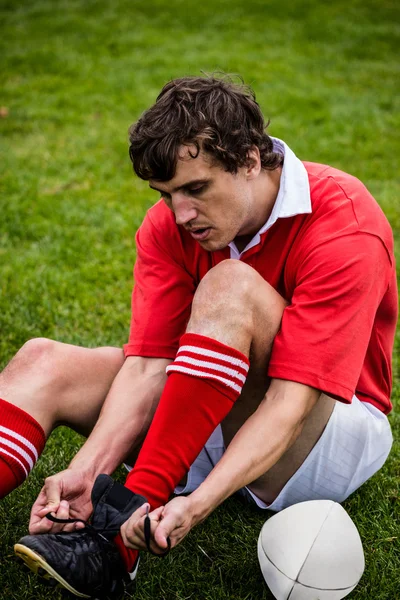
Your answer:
[43,479,62,511]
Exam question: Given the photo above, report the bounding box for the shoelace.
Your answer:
[46,511,171,557]
[45,513,110,542]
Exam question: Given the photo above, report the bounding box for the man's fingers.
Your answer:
[49,500,70,533]
[120,505,146,548]
[120,503,160,550]
[120,521,143,549]
[29,489,47,527]
[29,500,70,534]
[149,506,164,520]
[42,477,62,513]
[37,506,55,517]
[136,502,150,519]
[29,494,52,534]
[29,522,50,535]
[154,520,173,549]
[29,514,55,535]
[30,478,62,528]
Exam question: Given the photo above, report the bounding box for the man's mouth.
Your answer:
[189,227,211,241]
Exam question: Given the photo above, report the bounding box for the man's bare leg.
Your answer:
[0,337,171,534]
[186,259,335,506]
[0,338,124,437]
[0,339,126,503]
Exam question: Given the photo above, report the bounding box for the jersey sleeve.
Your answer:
[124,211,196,359]
[268,232,393,402]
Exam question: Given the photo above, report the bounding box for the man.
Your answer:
[1,75,396,598]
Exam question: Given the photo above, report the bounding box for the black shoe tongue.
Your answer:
[91,474,148,537]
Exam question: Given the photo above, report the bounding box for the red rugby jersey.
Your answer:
[124,162,397,414]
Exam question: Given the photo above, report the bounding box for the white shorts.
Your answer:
[174,396,393,512]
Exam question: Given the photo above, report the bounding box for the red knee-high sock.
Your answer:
[114,333,249,570]
[0,399,46,499]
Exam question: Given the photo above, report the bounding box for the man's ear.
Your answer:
[245,146,262,179]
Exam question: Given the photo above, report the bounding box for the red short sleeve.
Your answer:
[268,232,393,403]
[124,211,196,359]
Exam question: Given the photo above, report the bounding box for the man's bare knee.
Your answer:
[0,338,73,434]
[187,260,286,353]
[0,339,124,436]
[11,337,56,365]
[1,338,59,387]
[196,259,254,296]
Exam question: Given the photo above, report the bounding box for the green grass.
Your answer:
[0,0,399,598]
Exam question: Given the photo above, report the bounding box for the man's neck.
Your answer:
[234,234,255,253]
[233,167,282,254]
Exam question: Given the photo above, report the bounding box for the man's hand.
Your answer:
[29,469,94,535]
[120,496,200,553]
[120,503,163,552]
[153,496,200,550]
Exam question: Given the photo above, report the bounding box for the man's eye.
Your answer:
[188,186,204,195]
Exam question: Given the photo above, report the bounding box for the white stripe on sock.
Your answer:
[0,425,39,461]
[166,364,242,394]
[177,345,249,372]
[0,436,34,471]
[173,356,247,384]
[0,447,29,477]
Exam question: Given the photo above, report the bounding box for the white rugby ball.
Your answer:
[257,500,365,600]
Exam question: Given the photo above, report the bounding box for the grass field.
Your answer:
[0,0,399,598]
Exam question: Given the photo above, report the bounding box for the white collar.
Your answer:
[229,138,311,259]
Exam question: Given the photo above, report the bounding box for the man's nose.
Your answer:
[172,195,198,226]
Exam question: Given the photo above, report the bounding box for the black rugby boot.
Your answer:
[14,474,147,599]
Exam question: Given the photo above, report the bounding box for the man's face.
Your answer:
[149,147,262,252]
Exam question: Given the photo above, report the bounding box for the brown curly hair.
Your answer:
[128,74,283,181]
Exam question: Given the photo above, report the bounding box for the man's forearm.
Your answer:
[68,356,171,478]
[190,379,320,523]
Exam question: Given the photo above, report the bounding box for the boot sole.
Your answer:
[14,543,90,598]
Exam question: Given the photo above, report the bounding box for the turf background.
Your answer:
[0,1,399,598]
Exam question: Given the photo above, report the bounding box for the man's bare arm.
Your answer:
[190,379,320,520]
[29,356,171,534]
[69,356,171,477]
